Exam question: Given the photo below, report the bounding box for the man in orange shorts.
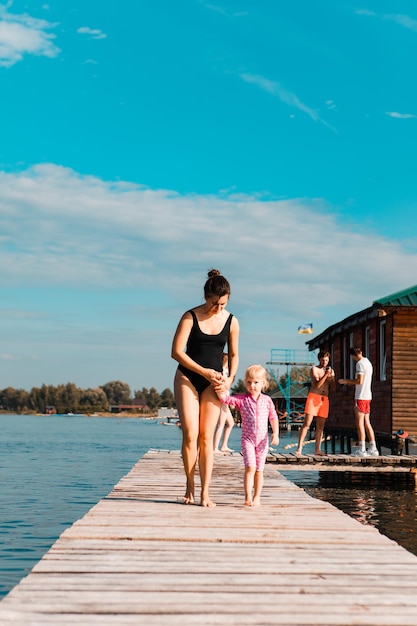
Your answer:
[296,351,335,455]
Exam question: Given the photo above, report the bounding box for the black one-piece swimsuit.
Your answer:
[178,310,233,396]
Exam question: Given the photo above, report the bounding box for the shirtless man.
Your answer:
[295,351,335,456]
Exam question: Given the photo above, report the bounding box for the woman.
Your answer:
[171,269,239,507]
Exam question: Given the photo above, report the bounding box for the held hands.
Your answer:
[206,368,224,385]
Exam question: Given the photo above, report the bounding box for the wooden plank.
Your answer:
[2,451,417,625]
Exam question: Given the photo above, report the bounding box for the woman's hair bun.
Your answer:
[207,268,221,278]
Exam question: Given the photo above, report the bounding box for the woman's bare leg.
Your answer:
[199,386,222,507]
[244,466,256,506]
[174,370,199,504]
[295,413,314,455]
[213,406,226,452]
[220,407,234,451]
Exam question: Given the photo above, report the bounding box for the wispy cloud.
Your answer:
[0,163,415,318]
[386,111,416,119]
[239,72,337,132]
[356,9,417,32]
[0,4,59,67]
[0,353,19,361]
[77,26,107,40]
[199,2,248,17]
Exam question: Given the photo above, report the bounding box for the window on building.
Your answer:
[349,332,354,378]
[379,320,386,381]
[342,336,347,378]
[364,325,371,360]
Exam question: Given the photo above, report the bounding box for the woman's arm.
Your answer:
[226,316,240,387]
[171,311,223,384]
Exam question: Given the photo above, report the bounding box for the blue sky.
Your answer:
[1,0,416,395]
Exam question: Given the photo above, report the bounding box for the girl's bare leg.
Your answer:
[199,386,222,507]
[295,413,314,455]
[220,407,234,451]
[174,370,199,504]
[252,470,264,506]
[244,466,255,506]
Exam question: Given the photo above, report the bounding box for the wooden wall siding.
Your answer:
[392,311,417,435]
[318,315,393,434]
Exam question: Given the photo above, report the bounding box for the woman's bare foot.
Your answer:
[201,498,216,507]
[314,450,325,456]
[295,450,302,456]
[252,496,261,507]
[245,499,253,506]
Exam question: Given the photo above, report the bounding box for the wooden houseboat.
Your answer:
[306,284,417,436]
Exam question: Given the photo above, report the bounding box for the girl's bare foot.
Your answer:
[221,447,234,452]
[314,450,325,456]
[295,450,302,456]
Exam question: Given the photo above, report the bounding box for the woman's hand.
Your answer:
[205,368,224,385]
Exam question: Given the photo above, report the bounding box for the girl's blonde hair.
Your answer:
[245,364,269,391]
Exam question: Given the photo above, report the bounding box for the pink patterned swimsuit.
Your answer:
[222,393,278,470]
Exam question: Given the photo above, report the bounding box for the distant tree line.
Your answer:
[0,367,310,415]
[0,380,175,415]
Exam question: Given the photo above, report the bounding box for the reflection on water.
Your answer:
[280,469,417,556]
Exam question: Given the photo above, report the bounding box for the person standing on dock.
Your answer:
[216,364,279,506]
[171,269,239,507]
[213,353,235,453]
[295,351,336,456]
[338,347,379,458]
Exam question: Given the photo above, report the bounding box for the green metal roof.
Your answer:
[375,284,417,307]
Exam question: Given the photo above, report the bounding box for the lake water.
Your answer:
[1,414,417,599]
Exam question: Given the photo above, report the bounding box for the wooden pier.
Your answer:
[2,450,417,625]
[266,451,417,471]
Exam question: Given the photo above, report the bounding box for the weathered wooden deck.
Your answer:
[2,450,417,625]
[267,451,417,471]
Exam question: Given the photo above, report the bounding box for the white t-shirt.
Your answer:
[355,356,373,400]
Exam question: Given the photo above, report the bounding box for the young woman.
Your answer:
[171,269,239,507]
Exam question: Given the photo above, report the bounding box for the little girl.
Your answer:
[217,364,279,506]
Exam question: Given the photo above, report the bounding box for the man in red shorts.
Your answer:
[338,347,379,457]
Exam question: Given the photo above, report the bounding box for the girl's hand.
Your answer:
[271,433,279,446]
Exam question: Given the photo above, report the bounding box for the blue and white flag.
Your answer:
[298,323,313,334]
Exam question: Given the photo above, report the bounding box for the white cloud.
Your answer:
[386,111,416,119]
[77,26,107,40]
[200,2,248,17]
[356,9,417,32]
[0,4,59,67]
[1,163,417,390]
[0,163,415,320]
[239,72,337,132]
